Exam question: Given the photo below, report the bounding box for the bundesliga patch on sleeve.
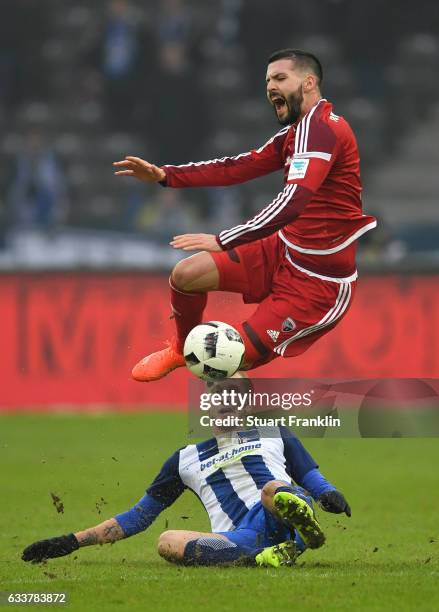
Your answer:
[288,157,309,180]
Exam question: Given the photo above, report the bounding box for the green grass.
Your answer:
[0,413,438,611]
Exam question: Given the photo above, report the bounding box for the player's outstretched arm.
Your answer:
[74,517,125,546]
[22,451,185,563]
[21,518,126,563]
[113,156,166,183]
[114,128,288,189]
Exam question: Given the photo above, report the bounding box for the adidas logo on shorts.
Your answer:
[267,329,280,342]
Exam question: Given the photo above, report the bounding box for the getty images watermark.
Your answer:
[187,378,439,438]
[198,386,340,430]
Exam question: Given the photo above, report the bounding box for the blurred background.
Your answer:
[1,0,439,270]
[1,0,439,409]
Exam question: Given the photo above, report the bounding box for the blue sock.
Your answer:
[183,537,257,566]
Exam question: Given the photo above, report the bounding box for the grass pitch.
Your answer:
[0,413,438,611]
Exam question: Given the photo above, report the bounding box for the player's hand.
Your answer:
[170,233,222,252]
[113,156,166,183]
[319,490,351,517]
[21,533,79,563]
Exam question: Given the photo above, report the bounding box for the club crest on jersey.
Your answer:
[238,430,259,444]
[288,158,309,180]
[267,329,280,342]
[282,317,296,332]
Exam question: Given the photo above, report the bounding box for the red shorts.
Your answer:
[211,234,356,368]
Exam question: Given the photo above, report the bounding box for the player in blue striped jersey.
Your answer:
[22,420,350,567]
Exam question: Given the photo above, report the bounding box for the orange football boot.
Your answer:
[131,339,186,382]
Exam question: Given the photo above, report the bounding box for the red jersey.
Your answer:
[162,99,377,279]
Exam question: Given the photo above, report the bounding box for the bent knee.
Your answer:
[171,258,199,291]
[171,253,218,292]
[261,480,274,504]
[157,530,180,559]
[261,480,290,506]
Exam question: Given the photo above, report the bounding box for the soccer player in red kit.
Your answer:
[114,49,377,381]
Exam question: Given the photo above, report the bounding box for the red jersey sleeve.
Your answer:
[217,107,339,250]
[162,127,288,188]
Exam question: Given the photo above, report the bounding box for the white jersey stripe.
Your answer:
[295,117,304,155]
[317,283,347,325]
[165,152,252,170]
[302,105,312,152]
[294,122,302,155]
[220,184,296,244]
[322,283,349,322]
[219,184,295,242]
[300,113,307,153]
[219,185,295,244]
[297,115,306,153]
[295,99,326,155]
[278,219,378,255]
[284,248,358,283]
[219,184,291,242]
[299,112,307,154]
[293,151,332,162]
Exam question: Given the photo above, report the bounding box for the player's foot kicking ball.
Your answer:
[132,339,186,382]
[274,492,325,549]
[255,541,300,568]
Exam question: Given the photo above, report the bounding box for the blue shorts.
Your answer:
[216,501,294,555]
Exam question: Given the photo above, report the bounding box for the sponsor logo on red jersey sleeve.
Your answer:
[288,158,310,180]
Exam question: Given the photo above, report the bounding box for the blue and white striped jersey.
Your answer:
[146,427,320,533]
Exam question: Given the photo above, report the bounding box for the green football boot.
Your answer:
[255,540,300,568]
[273,491,325,549]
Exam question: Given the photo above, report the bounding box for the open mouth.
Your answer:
[271,95,287,113]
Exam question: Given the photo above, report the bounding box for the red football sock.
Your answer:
[170,280,208,353]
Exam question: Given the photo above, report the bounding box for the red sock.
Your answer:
[170,280,208,353]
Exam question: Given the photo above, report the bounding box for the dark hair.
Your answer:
[268,48,323,86]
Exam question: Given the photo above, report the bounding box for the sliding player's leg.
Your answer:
[260,480,325,550]
[157,529,258,566]
[211,494,303,568]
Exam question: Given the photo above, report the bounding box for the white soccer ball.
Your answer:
[183,321,245,381]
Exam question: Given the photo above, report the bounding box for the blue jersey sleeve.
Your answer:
[146,450,186,504]
[280,428,336,500]
[115,450,186,537]
[300,468,336,499]
[280,427,318,483]
[115,494,165,537]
